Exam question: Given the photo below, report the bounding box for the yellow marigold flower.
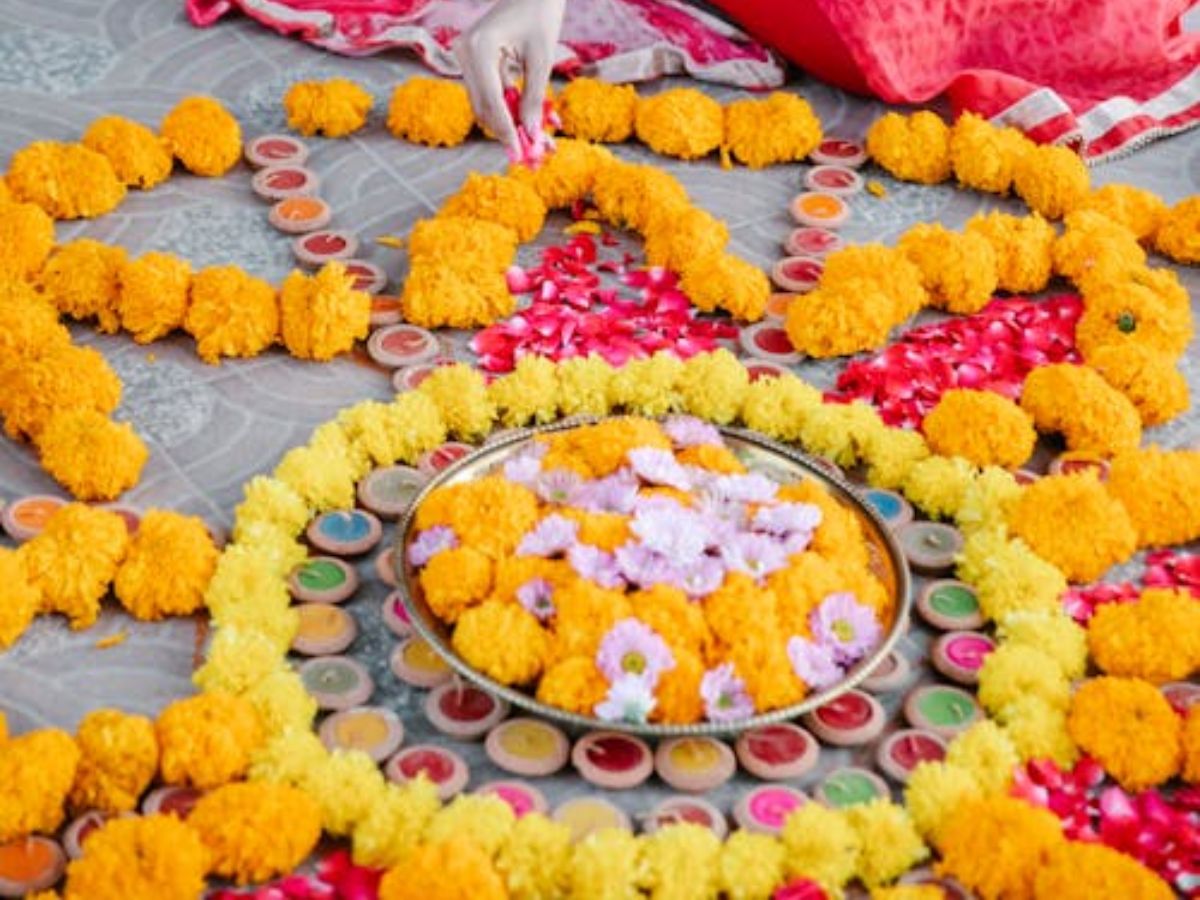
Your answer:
[417,362,496,441]
[69,709,157,814]
[1107,446,1200,548]
[279,261,370,361]
[921,389,1034,470]
[497,814,574,900]
[732,631,805,712]
[408,215,518,271]
[608,353,684,416]
[557,77,638,142]
[943,721,1019,794]
[242,668,315,737]
[203,547,290,630]
[550,579,632,662]
[866,110,952,184]
[418,475,540,556]
[509,138,613,209]
[785,277,900,357]
[283,78,371,138]
[1036,841,1173,900]
[401,259,515,328]
[1020,363,1141,458]
[643,205,729,273]
[676,349,748,424]
[799,402,886,468]
[1087,343,1188,427]
[248,727,328,788]
[380,838,506,900]
[1154,195,1200,263]
[229,521,308,577]
[780,479,870,570]
[453,599,547,685]
[953,465,1022,536]
[634,87,723,160]
[34,408,146,501]
[0,200,55,279]
[637,823,721,897]
[1075,264,1193,358]
[872,887,944,900]
[978,642,1070,715]
[0,547,39,649]
[1053,209,1145,283]
[387,77,474,147]
[769,553,842,638]
[948,111,1031,194]
[956,528,1066,621]
[336,395,446,469]
[184,264,278,363]
[780,802,861,895]
[1074,183,1166,242]
[233,475,311,537]
[996,611,1087,680]
[724,91,822,168]
[653,647,706,724]
[536,655,609,714]
[935,795,1064,899]
[438,171,546,242]
[546,356,610,418]
[679,252,769,322]
[739,373,823,442]
[1087,587,1200,683]
[156,691,263,789]
[0,728,79,842]
[188,782,321,884]
[995,695,1078,767]
[488,355,560,427]
[719,830,785,900]
[1013,143,1089,220]
[111,508,216,619]
[39,238,127,333]
[419,546,493,623]
[569,828,642,899]
[897,223,998,315]
[964,210,1055,294]
[304,748,390,835]
[824,243,930,321]
[62,814,208,900]
[116,251,192,343]
[20,503,127,629]
[351,778,440,869]
[6,141,125,219]
[1068,676,1181,790]
[845,800,929,888]
[194,621,291,695]
[1007,471,1136,582]
[704,572,779,646]
[592,159,689,232]
[160,95,242,177]
[424,794,515,858]
[903,455,976,521]
[81,115,173,189]
[903,761,982,846]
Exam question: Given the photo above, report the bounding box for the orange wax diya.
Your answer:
[269,196,331,234]
[0,836,66,896]
[790,191,850,228]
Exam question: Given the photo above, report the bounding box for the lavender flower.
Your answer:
[753,502,823,536]
[614,543,682,590]
[517,514,579,557]
[567,543,626,590]
[628,447,692,491]
[663,415,723,448]
[516,578,555,622]
[629,500,708,561]
[719,532,790,579]
[708,472,779,504]
[594,675,657,724]
[596,618,675,686]
[693,492,747,543]
[787,637,843,690]
[811,592,882,665]
[534,468,583,505]
[406,526,457,567]
[700,663,755,722]
[572,468,639,514]
[677,555,726,598]
[502,442,547,487]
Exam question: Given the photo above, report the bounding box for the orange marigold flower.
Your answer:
[160,95,242,177]
[676,443,746,475]
[188,782,322,884]
[591,159,689,232]
[283,78,372,138]
[785,277,900,357]
[634,87,724,160]
[948,111,1031,194]
[1034,841,1173,900]
[549,578,632,662]
[1075,265,1193,359]
[897,223,998,315]
[1019,363,1142,458]
[730,630,805,711]
[156,692,264,789]
[416,475,539,557]
[703,572,780,646]
[114,509,218,619]
[1053,210,1145,284]
[438,172,547,242]
[643,205,729,273]
[559,509,631,552]
[421,546,494,623]
[453,599,548,685]
[379,839,507,900]
[922,388,1036,469]
[508,138,613,209]
[20,503,129,629]
[62,814,208,900]
[536,655,609,714]
[81,115,173,189]
[779,478,869,570]
[1012,143,1089,220]
[1154,195,1200,263]
[652,647,706,724]
[69,709,158,815]
[39,238,128,333]
[279,262,371,361]
[184,264,279,363]
[1067,676,1181,791]
[1007,471,1136,583]
[964,210,1055,294]
[0,547,39,649]
[823,243,929,319]
[1087,343,1189,427]
[631,584,714,662]
[934,795,1064,900]
[1087,588,1200,683]
[401,260,515,329]
[1075,183,1167,243]
[0,277,70,369]
[408,215,518,271]
[1107,446,1200,548]
[545,417,672,479]
[0,728,79,842]
[0,200,55,279]
[35,408,149,501]
[1184,705,1200,784]
[768,552,843,638]
[6,141,126,219]
[557,77,638,143]
[489,557,576,605]
[387,78,475,147]
[723,92,822,168]
[117,251,192,343]
[866,111,952,184]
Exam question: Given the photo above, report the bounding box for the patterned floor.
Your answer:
[1,0,1198,836]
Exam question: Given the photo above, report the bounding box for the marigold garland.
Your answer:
[81,115,174,190]
[0,200,56,278]
[386,77,476,147]
[284,78,372,138]
[1019,363,1142,458]
[68,709,158,815]
[5,141,126,220]
[155,692,264,789]
[61,814,209,900]
[1086,587,1200,683]
[556,77,638,143]
[865,111,952,185]
[634,87,725,160]
[0,727,80,843]
[35,408,149,502]
[1066,676,1181,791]
[113,509,219,620]
[160,95,242,177]
[921,389,1035,469]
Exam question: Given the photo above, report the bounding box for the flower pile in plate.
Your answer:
[407,416,893,726]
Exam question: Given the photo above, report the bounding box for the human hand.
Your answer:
[456,0,566,160]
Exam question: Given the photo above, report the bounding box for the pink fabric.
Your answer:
[185,0,784,88]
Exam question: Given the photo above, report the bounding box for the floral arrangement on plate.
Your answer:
[403,416,899,728]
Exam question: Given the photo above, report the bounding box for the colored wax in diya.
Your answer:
[307,509,383,556]
[287,556,358,604]
[381,591,414,639]
[319,706,404,762]
[552,797,631,842]
[790,191,850,228]
[741,321,802,364]
[804,165,864,196]
[931,631,996,685]
[863,488,914,530]
[425,682,509,739]
[2,495,66,542]
[770,256,824,293]
[897,521,965,574]
[734,785,807,835]
[367,324,439,369]
[299,655,375,710]
[291,603,357,656]
[387,745,469,800]
[860,649,911,693]
[735,723,819,780]
[905,685,981,738]
[245,134,308,168]
[389,636,453,688]
[805,690,886,746]
[358,465,425,520]
[485,718,569,777]
[784,225,845,257]
[645,796,728,838]
[654,737,736,793]
[0,836,65,897]
[142,785,202,818]
[877,729,948,783]
[917,580,985,631]
[573,732,654,790]
[816,766,889,808]
[810,138,867,168]
[476,780,548,818]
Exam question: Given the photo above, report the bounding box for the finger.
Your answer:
[457,36,520,152]
[518,43,554,135]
